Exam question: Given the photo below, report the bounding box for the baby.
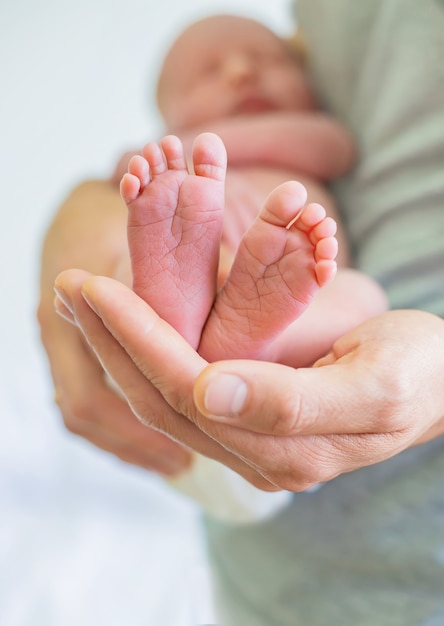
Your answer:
[114,14,387,522]
[117,13,386,368]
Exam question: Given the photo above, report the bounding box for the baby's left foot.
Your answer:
[199,181,338,361]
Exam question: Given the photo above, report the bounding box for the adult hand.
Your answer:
[38,181,191,476]
[55,271,444,491]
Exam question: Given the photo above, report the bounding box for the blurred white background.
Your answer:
[0,1,293,624]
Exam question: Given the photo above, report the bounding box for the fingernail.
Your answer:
[53,286,73,314]
[204,374,248,418]
[81,287,99,315]
[54,298,75,324]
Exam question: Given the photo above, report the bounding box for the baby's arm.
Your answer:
[110,111,355,187]
[183,111,356,181]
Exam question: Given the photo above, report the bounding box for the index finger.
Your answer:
[59,271,275,489]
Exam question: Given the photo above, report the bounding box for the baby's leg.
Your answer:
[199,181,338,361]
[121,133,226,348]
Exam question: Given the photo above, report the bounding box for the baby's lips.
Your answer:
[235,95,275,114]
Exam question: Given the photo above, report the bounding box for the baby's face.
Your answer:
[158,15,315,131]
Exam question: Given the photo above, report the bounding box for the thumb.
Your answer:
[193,358,376,437]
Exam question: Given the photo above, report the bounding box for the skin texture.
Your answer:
[157,15,355,185]
[39,16,373,478]
[54,271,444,491]
[121,132,341,365]
[118,16,386,368]
[38,14,441,485]
[38,180,192,475]
[115,15,356,209]
[157,15,317,131]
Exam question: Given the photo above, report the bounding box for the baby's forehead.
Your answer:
[168,14,284,63]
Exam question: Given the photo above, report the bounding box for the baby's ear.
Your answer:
[283,31,308,65]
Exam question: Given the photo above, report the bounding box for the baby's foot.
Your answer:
[121,133,226,348]
[199,181,338,361]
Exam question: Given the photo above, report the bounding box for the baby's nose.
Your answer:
[223,53,256,84]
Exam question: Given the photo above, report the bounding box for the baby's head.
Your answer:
[157,14,316,132]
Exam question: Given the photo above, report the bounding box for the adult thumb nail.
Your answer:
[203,373,248,419]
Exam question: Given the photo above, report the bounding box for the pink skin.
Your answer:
[120,132,338,360]
[121,133,226,349]
[200,183,337,361]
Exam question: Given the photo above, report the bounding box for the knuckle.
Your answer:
[270,393,319,436]
[61,406,85,435]
[63,416,83,435]
[128,397,154,427]
[55,388,100,434]
[65,396,95,422]
[372,369,416,432]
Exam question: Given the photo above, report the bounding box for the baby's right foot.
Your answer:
[199,181,338,361]
[121,133,226,348]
